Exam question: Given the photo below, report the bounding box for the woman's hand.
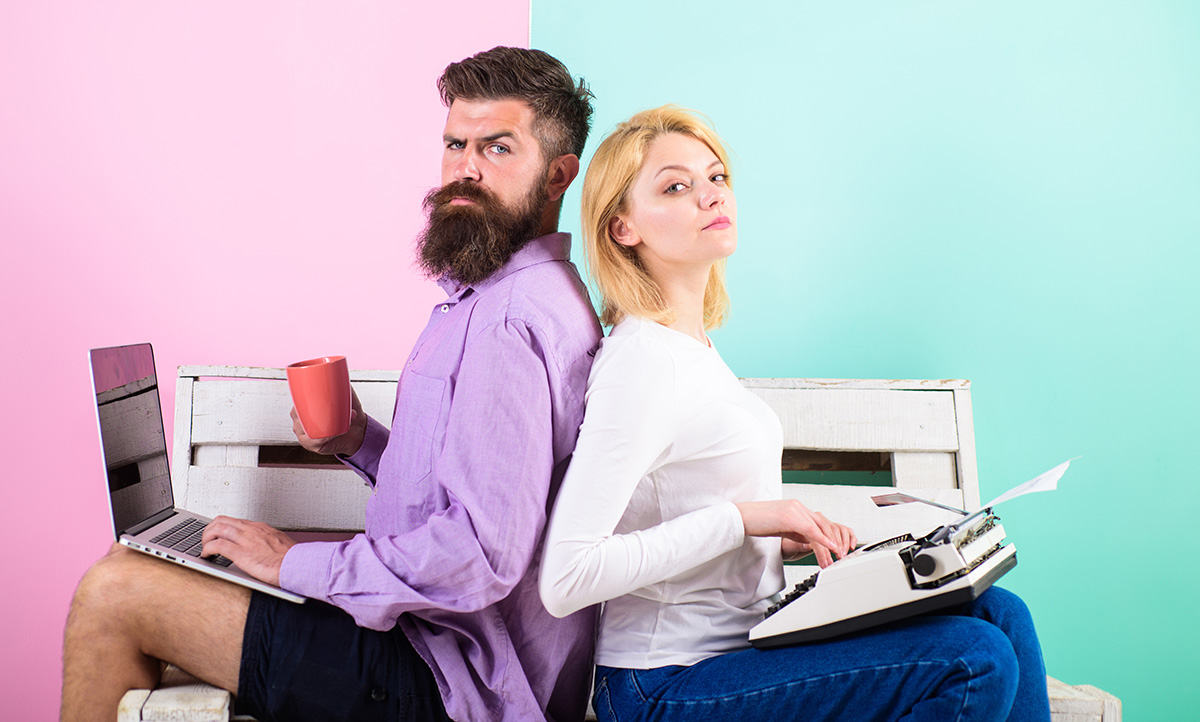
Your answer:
[291,390,367,457]
[780,521,858,565]
[735,499,856,567]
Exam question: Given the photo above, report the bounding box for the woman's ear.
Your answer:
[609,216,640,248]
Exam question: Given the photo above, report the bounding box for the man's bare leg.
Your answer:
[61,544,252,722]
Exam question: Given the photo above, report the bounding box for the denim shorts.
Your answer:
[237,592,451,722]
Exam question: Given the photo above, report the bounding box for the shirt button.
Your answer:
[370,687,387,702]
[440,304,450,313]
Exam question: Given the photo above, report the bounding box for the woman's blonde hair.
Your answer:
[581,105,732,328]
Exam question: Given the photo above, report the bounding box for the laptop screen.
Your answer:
[90,343,174,536]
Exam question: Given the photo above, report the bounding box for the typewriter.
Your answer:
[749,508,1016,648]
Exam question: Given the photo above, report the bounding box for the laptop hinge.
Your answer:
[123,508,179,537]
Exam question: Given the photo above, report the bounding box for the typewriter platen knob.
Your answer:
[911,553,937,577]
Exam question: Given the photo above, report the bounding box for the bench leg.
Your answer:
[1048,675,1122,722]
[117,666,231,722]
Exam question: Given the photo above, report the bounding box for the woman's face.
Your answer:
[613,132,737,277]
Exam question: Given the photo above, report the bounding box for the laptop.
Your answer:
[89,342,305,603]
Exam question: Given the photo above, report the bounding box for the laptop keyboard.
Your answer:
[150,518,234,567]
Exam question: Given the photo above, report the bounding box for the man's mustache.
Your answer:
[423,181,497,212]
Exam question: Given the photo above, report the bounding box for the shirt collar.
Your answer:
[436,232,572,297]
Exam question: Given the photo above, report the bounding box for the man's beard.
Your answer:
[416,178,549,286]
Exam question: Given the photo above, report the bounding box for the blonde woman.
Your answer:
[539,106,1050,722]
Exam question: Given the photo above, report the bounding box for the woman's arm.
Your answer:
[539,334,746,618]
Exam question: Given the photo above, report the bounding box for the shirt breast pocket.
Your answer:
[390,370,446,484]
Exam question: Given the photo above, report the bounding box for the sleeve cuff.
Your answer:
[339,415,390,486]
[279,541,339,600]
[717,500,746,550]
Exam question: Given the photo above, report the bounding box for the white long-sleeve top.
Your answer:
[539,316,786,669]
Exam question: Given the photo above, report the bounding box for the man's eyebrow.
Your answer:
[654,159,723,178]
[443,131,520,145]
[482,131,518,144]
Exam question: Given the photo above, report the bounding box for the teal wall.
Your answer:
[534,2,1199,718]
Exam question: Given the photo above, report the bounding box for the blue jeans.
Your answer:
[592,587,1048,722]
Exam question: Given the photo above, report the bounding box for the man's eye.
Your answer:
[446,141,464,150]
[489,144,510,155]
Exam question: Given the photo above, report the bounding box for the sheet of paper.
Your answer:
[979,458,1075,510]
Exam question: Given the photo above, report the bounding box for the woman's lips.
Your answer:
[704,216,732,230]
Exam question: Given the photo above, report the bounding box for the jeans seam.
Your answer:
[627,668,648,704]
[595,677,617,722]
[954,657,974,722]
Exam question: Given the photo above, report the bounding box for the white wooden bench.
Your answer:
[117,369,1121,722]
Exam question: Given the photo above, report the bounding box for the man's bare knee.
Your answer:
[70,546,160,625]
[65,546,251,693]
[69,548,142,629]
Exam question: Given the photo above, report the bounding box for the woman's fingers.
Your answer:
[736,500,852,561]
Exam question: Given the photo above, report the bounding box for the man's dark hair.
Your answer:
[438,46,593,160]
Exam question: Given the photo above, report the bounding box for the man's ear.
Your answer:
[609,215,640,248]
[545,154,581,203]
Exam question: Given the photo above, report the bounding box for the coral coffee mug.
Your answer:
[287,355,351,439]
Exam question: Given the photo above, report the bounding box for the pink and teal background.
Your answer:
[2,2,1196,719]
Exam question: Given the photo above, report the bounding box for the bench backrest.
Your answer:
[172,369,981,566]
[171,366,400,532]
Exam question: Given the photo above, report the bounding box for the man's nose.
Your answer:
[453,150,482,182]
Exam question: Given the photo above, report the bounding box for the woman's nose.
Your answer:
[700,182,726,208]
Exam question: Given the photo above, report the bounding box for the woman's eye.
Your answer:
[712,173,729,184]
[665,182,687,194]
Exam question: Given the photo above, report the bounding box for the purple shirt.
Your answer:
[281,233,602,722]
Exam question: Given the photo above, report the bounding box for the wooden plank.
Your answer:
[746,387,960,452]
[118,689,151,722]
[193,445,259,468]
[189,378,398,446]
[172,375,195,508]
[952,388,982,509]
[742,378,970,391]
[891,452,957,490]
[781,484,964,544]
[185,466,370,531]
[140,684,230,722]
[178,365,401,382]
[1047,676,1122,720]
[1075,685,1121,721]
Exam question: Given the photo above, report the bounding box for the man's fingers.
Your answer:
[200,536,232,559]
[202,516,250,547]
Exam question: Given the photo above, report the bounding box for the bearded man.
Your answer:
[61,47,602,722]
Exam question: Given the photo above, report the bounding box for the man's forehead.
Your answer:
[443,98,537,140]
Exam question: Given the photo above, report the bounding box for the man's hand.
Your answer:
[735,499,856,568]
[201,516,296,587]
[292,389,367,457]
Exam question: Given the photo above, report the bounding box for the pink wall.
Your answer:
[0,2,527,717]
